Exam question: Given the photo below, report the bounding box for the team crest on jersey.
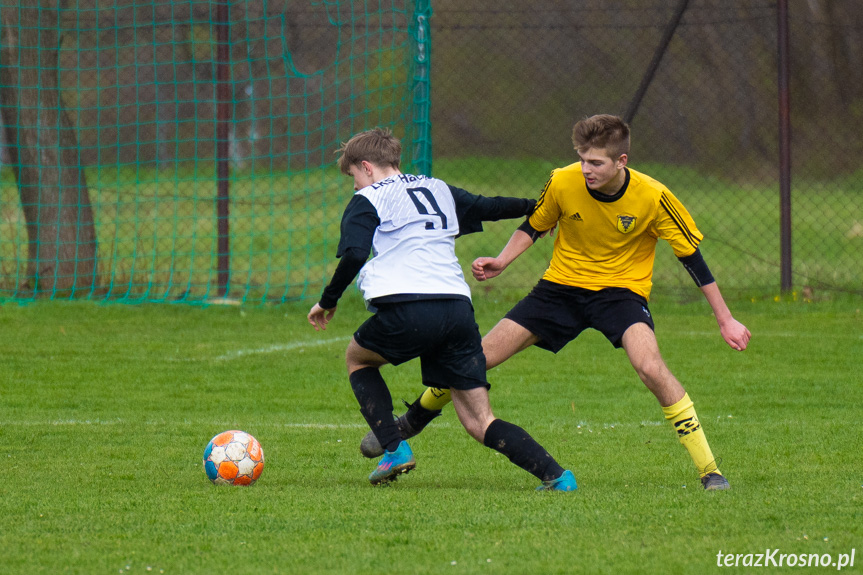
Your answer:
[617,215,637,233]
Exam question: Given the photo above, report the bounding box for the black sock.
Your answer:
[483,419,565,482]
[403,394,442,431]
[349,367,401,453]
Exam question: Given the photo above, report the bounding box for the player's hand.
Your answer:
[471,257,506,282]
[718,317,751,351]
[308,303,336,331]
[538,224,557,238]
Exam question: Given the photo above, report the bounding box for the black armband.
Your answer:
[678,248,715,287]
[517,218,544,242]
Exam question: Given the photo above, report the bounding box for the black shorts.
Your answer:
[504,280,655,352]
[353,298,489,390]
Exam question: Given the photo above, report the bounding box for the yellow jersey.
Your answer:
[528,163,703,300]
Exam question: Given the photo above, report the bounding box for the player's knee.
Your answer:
[634,356,668,386]
[345,338,387,374]
[482,320,534,369]
[344,347,361,373]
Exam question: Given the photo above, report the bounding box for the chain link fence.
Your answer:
[431,0,862,301]
[0,0,859,303]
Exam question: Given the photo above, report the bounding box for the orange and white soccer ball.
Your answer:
[203,430,265,486]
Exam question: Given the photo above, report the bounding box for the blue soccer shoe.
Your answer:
[536,469,578,492]
[368,441,416,485]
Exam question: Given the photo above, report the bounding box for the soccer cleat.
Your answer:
[701,472,730,491]
[368,441,416,485]
[536,469,578,492]
[360,400,441,458]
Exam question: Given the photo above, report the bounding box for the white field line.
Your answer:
[213,336,351,361]
[11,419,371,429]
[173,331,858,362]
[169,335,351,362]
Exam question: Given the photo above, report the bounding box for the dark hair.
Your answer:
[571,114,630,159]
[336,127,401,175]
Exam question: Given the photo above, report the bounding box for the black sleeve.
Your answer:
[335,195,379,256]
[449,185,536,238]
[319,247,368,309]
[319,195,379,308]
[678,248,715,287]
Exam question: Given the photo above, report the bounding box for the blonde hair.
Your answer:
[336,127,401,175]
[572,114,630,160]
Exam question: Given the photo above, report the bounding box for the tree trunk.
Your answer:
[0,0,97,295]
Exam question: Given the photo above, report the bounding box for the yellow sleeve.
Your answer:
[528,170,562,232]
[653,189,704,257]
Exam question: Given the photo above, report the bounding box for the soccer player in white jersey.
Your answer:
[307,127,576,490]
[359,116,752,491]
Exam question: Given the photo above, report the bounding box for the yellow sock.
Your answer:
[662,393,721,477]
[419,387,451,411]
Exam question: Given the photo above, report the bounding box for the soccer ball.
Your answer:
[203,430,265,486]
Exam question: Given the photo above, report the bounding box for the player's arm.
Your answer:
[699,280,751,351]
[678,249,750,350]
[308,195,378,331]
[472,173,560,281]
[471,225,537,282]
[654,188,752,351]
[448,185,536,237]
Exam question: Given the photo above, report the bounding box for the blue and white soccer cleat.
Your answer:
[536,469,578,492]
[368,441,416,485]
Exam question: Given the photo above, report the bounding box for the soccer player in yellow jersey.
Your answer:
[359,114,751,491]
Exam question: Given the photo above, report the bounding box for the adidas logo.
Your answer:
[569,212,583,221]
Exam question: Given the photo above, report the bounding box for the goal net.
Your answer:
[0,0,431,304]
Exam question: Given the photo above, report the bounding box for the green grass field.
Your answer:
[1,293,861,574]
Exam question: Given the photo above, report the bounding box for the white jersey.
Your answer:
[355,174,471,304]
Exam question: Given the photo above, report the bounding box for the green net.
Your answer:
[0,0,432,304]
